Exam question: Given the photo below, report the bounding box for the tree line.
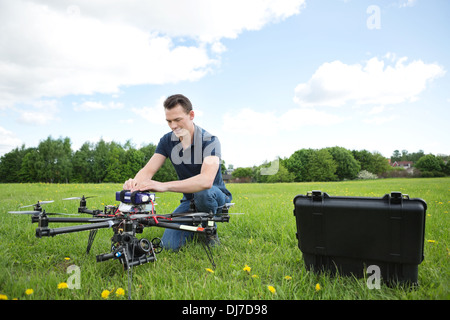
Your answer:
[0,136,178,183]
[231,146,450,183]
[0,136,449,184]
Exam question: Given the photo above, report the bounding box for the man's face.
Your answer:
[165,104,194,139]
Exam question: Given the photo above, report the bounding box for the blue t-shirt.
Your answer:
[155,124,231,201]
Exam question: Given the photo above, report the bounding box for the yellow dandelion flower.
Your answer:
[251,274,259,279]
[284,275,292,280]
[427,240,436,243]
[57,282,68,289]
[101,289,111,299]
[315,283,321,291]
[116,288,125,297]
[64,257,70,261]
[205,268,215,274]
[25,289,34,295]
[268,286,276,294]
[0,294,8,300]
[243,264,251,272]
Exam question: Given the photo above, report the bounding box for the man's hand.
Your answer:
[123,178,138,190]
[132,180,168,193]
[124,178,168,193]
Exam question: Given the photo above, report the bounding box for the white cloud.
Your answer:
[131,96,167,126]
[294,55,445,108]
[398,0,417,8]
[368,105,385,115]
[363,115,397,125]
[223,108,278,137]
[30,0,306,42]
[16,100,60,125]
[0,126,22,155]
[0,0,305,108]
[73,101,124,112]
[0,1,212,106]
[219,106,346,167]
[222,107,345,137]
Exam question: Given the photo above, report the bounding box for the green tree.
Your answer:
[72,142,94,183]
[352,149,373,172]
[91,139,109,183]
[139,143,157,163]
[285,148,315,182]
[104,144,124,183]
[369,152,391,175]
[265,163,295,183]
[415,154,444,173]
[18,149,39,182]
[122,148,146,181]
[326,146,360,180]
[443,161,450,176]
[0,145,29,182]
[137,143,177,182]
[153,158,178,182]
[353,150,390,175]
[391,150,401,162]
[33,136,73,183]
[232,167,253,179]
[59,137,73,183]
[306,149,337,182]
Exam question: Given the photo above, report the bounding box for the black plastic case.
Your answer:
[293,191,427,285]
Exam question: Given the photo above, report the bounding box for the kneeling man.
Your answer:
[123,94,232,250]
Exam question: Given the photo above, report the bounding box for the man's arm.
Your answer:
[123,153,166,190]
[132,156,220,194]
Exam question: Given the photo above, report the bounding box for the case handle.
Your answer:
[307,190,329,202]
[389,191,410,204]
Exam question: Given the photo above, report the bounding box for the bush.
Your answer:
[357,170,378,180]
[432,170,446,177]
[420,171,434,178]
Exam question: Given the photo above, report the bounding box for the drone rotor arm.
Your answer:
[36,220,117,238]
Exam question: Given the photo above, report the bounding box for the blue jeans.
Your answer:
[161,187,231,251]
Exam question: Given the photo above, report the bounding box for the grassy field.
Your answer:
[0,178,448,300]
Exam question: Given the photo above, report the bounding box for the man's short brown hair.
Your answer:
[163,94,192,114]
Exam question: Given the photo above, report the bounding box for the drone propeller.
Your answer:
[8,210,41,215]
[62,196,96,201]
[169,212,211,218]
[20,200,54,208]
[8,210,79,216]
[165,211,244,218]
[220,202,235,208]
[129,212,209,220]
[217,202,245,215]
[219,212,245,215]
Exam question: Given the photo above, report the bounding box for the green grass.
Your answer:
[0,178,448,300]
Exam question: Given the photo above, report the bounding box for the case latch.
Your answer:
[307,190,323,202]
[389,191,409,204]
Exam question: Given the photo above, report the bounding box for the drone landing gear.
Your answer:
[86,229,98,254]
[201,232,217,269]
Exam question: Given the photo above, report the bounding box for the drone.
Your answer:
[8,190,238,271]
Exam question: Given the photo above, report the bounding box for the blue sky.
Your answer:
[1,0,449,168]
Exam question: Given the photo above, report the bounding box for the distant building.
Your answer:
[390,161,413,169]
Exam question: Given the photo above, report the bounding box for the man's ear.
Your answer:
[189,110,195,120]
